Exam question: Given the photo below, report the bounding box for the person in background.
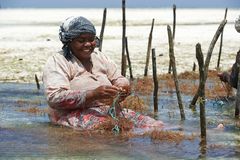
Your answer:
[218,49,240,89]
[217,16,240,129]
[42,16,164,131]
[218,16,240,88]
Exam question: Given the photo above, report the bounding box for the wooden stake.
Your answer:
[125,37,134,80]
[217,8,228,69]
[168,4,176,74]
[121,0,126,76]
[152,48,158,112]
[144,18,155,77]
[172,4,176,40]
[99,8,107,52]
[190,20,227,109]
[193,62,196,71]
[35,74,40,90]
[196,43,207,144]
[167,25,185,120]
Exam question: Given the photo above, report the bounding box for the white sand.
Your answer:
[0,8,239,83]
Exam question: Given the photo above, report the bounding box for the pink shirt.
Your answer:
[43,50,129,122]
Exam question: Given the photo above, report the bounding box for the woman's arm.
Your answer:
[43,55,89,110]
[46,85,120,110]
[101,52,131,100]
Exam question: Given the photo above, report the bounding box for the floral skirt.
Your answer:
[55,106,164,131]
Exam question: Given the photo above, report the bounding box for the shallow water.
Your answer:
[0,82,239,159]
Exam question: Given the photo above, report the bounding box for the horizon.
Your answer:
[1,0,240,8]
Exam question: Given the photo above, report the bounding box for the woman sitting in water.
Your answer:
[42,16,164,131]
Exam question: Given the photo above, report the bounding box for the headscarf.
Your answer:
[59,16,96,59]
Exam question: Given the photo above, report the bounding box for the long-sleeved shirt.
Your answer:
[43,50,129,122]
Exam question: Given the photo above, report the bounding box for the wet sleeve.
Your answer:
[43,56,88,110]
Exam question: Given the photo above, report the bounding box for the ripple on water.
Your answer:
[0,82,239,159]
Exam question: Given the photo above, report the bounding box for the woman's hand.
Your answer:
[114,84,131,102]
[94,85,119,98]
[217,72,230,83]
[86,85,120,105]
[86,85,131,106]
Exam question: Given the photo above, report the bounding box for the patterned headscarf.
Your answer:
[59,16,96,59]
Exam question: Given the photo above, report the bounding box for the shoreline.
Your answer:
[0,8,239,83]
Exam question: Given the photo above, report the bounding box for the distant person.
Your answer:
[218,16,240,88]
[42,16,164,131]
[218,49,240,89]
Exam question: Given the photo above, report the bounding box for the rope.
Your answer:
[107,92,124,134]
[210,80,231,107]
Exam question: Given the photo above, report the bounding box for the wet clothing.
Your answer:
[56,106,162,130]
[219,51,240,89]
[226,51,240,89]
[229,62,239,89]
[43,50,163,130]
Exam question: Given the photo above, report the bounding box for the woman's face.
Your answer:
[69,33,96,61]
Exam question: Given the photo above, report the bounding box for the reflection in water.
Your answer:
[199,139,207,159]
[0,82,239,159]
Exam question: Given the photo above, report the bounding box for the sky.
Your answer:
[0,0,240,8]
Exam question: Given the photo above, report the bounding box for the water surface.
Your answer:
[0,82,239,159]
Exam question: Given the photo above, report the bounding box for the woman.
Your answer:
[43,16,164,131]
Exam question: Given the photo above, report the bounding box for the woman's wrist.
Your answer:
[85,90,96,105]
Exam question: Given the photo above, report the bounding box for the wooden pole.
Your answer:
[193,62,196,72]
[121,0,126,76]
[99,8,107,52]
[190,20,227,109]
[204,20,227,79]
[144,18,155,77]
[152,48,158,112]
[196,43,207,144]
[172,4,176,40]
[167,25,185,120]
[217,8,228,69]
[235,51,240,118]
[168,4,176,74]
[35,74,40,90]
[125,37,134,80]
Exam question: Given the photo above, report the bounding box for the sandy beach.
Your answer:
[0,8,239,83]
